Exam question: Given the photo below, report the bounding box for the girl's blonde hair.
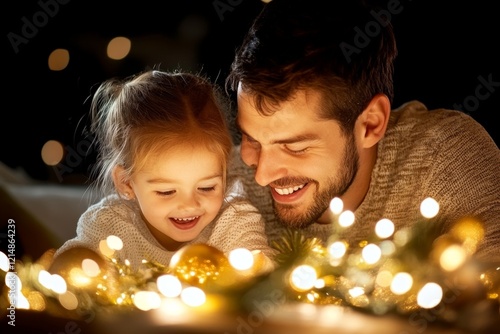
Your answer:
[89,69,233,197]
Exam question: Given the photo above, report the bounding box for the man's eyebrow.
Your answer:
[236,120,320,144]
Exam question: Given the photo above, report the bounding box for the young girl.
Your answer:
[52,69,275,271]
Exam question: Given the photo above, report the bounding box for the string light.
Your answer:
[0,197,498,333]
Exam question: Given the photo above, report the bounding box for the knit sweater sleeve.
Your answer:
[54,197,122,257]
[418,110,500,262]
[207,199,278,267]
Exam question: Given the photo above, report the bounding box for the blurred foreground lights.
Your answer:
[6,272,30,309]
[59,291,78,310]
[328,241,347,259]
[439,244,467,271]
[48,48,69,71]
[41,140,64,166]
[38,270,67,294]
[290,265,317,291]
[157,274,182,298]
[390,272,413,295]
[375,218,395,239]
[107,36,131,60]
[329,197,344,215]
[133,291,162,311]
[420,197,439,218]
[107,235,124,250]
[348,287,365,298]
[99,235,123,258]
[417,282,443,309]
[229,248,254,271]
[338,210,355,227]
[180,287,206,307]
[0,252,9,271]
[362,244,382,265]
[82,258,101,277]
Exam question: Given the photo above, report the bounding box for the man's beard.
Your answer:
[273,135,359,229]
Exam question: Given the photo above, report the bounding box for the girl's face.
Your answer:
[128,145,225,251]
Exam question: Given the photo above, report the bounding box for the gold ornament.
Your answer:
[169,244,231,287]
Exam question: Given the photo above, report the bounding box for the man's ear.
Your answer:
[356,93,391,148]
[112,165,134,200]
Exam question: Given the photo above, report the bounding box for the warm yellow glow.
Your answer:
[0,252,9,272]
[68,267,91,288]
[180,287,206,307]
[376,270,393,287]
[106,235,124,250]
[7,273,30,309]
[99,240,115,258]
[228,248,254,271]
[450,218,484,254]
[290,265,317,291]
[48,48,70,71]
[133,291,162,311]
[379,240,396,255]
[417,282,443,308]
[50,274,68,294]
[439,244,466,271]
[375,218,395,239]
[41,140,64,166]
[361,244,381,265]
[107,36,131,60]
[328,241,347,259]
[82,259,100,277]
[420,197,439,218]
[338,210,355,227]
[348,287,365,298]
[157,274,182,298]
[390,272,413,295]
[26,291,46,311]
[59,291,78,310]
[38,270,52,289]
[329,197,343,215]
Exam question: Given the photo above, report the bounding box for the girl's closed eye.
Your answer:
[156,190,175,196]
[198,186,216,192]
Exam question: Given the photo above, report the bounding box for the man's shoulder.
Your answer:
[386,100,491,149]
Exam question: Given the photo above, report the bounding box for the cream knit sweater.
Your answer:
[55,190,276,270]
[228,101,500,263]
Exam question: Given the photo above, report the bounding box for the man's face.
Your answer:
[236,87,359,228]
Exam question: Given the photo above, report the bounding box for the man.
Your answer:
[226,0,500,262]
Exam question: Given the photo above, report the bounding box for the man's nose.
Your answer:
[253,149,285,187]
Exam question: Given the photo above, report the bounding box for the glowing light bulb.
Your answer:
[338,210,355,227]
[181,287,206,307]
[375,218,395,239]
[390,272,413,295]
[0,252,8,272]
[133,291,162,311]
[290,265,317,291]
[329,197,343,215]
[157,274,182,298]
[362,244,381,264]
[228,248,254,271]
[417,282,443,309]
[328,241,347,259]
[82,259,100,277]
[420,197,439,218]
[106,235,123,250]
[440,245,466,271]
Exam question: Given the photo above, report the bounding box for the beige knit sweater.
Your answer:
[228,100,500,263]
[55,189,276,270]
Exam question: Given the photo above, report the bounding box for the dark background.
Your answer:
[3,0,499,184]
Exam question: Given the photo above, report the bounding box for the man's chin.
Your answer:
[273,197,324,229]
[274,204,317,229]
